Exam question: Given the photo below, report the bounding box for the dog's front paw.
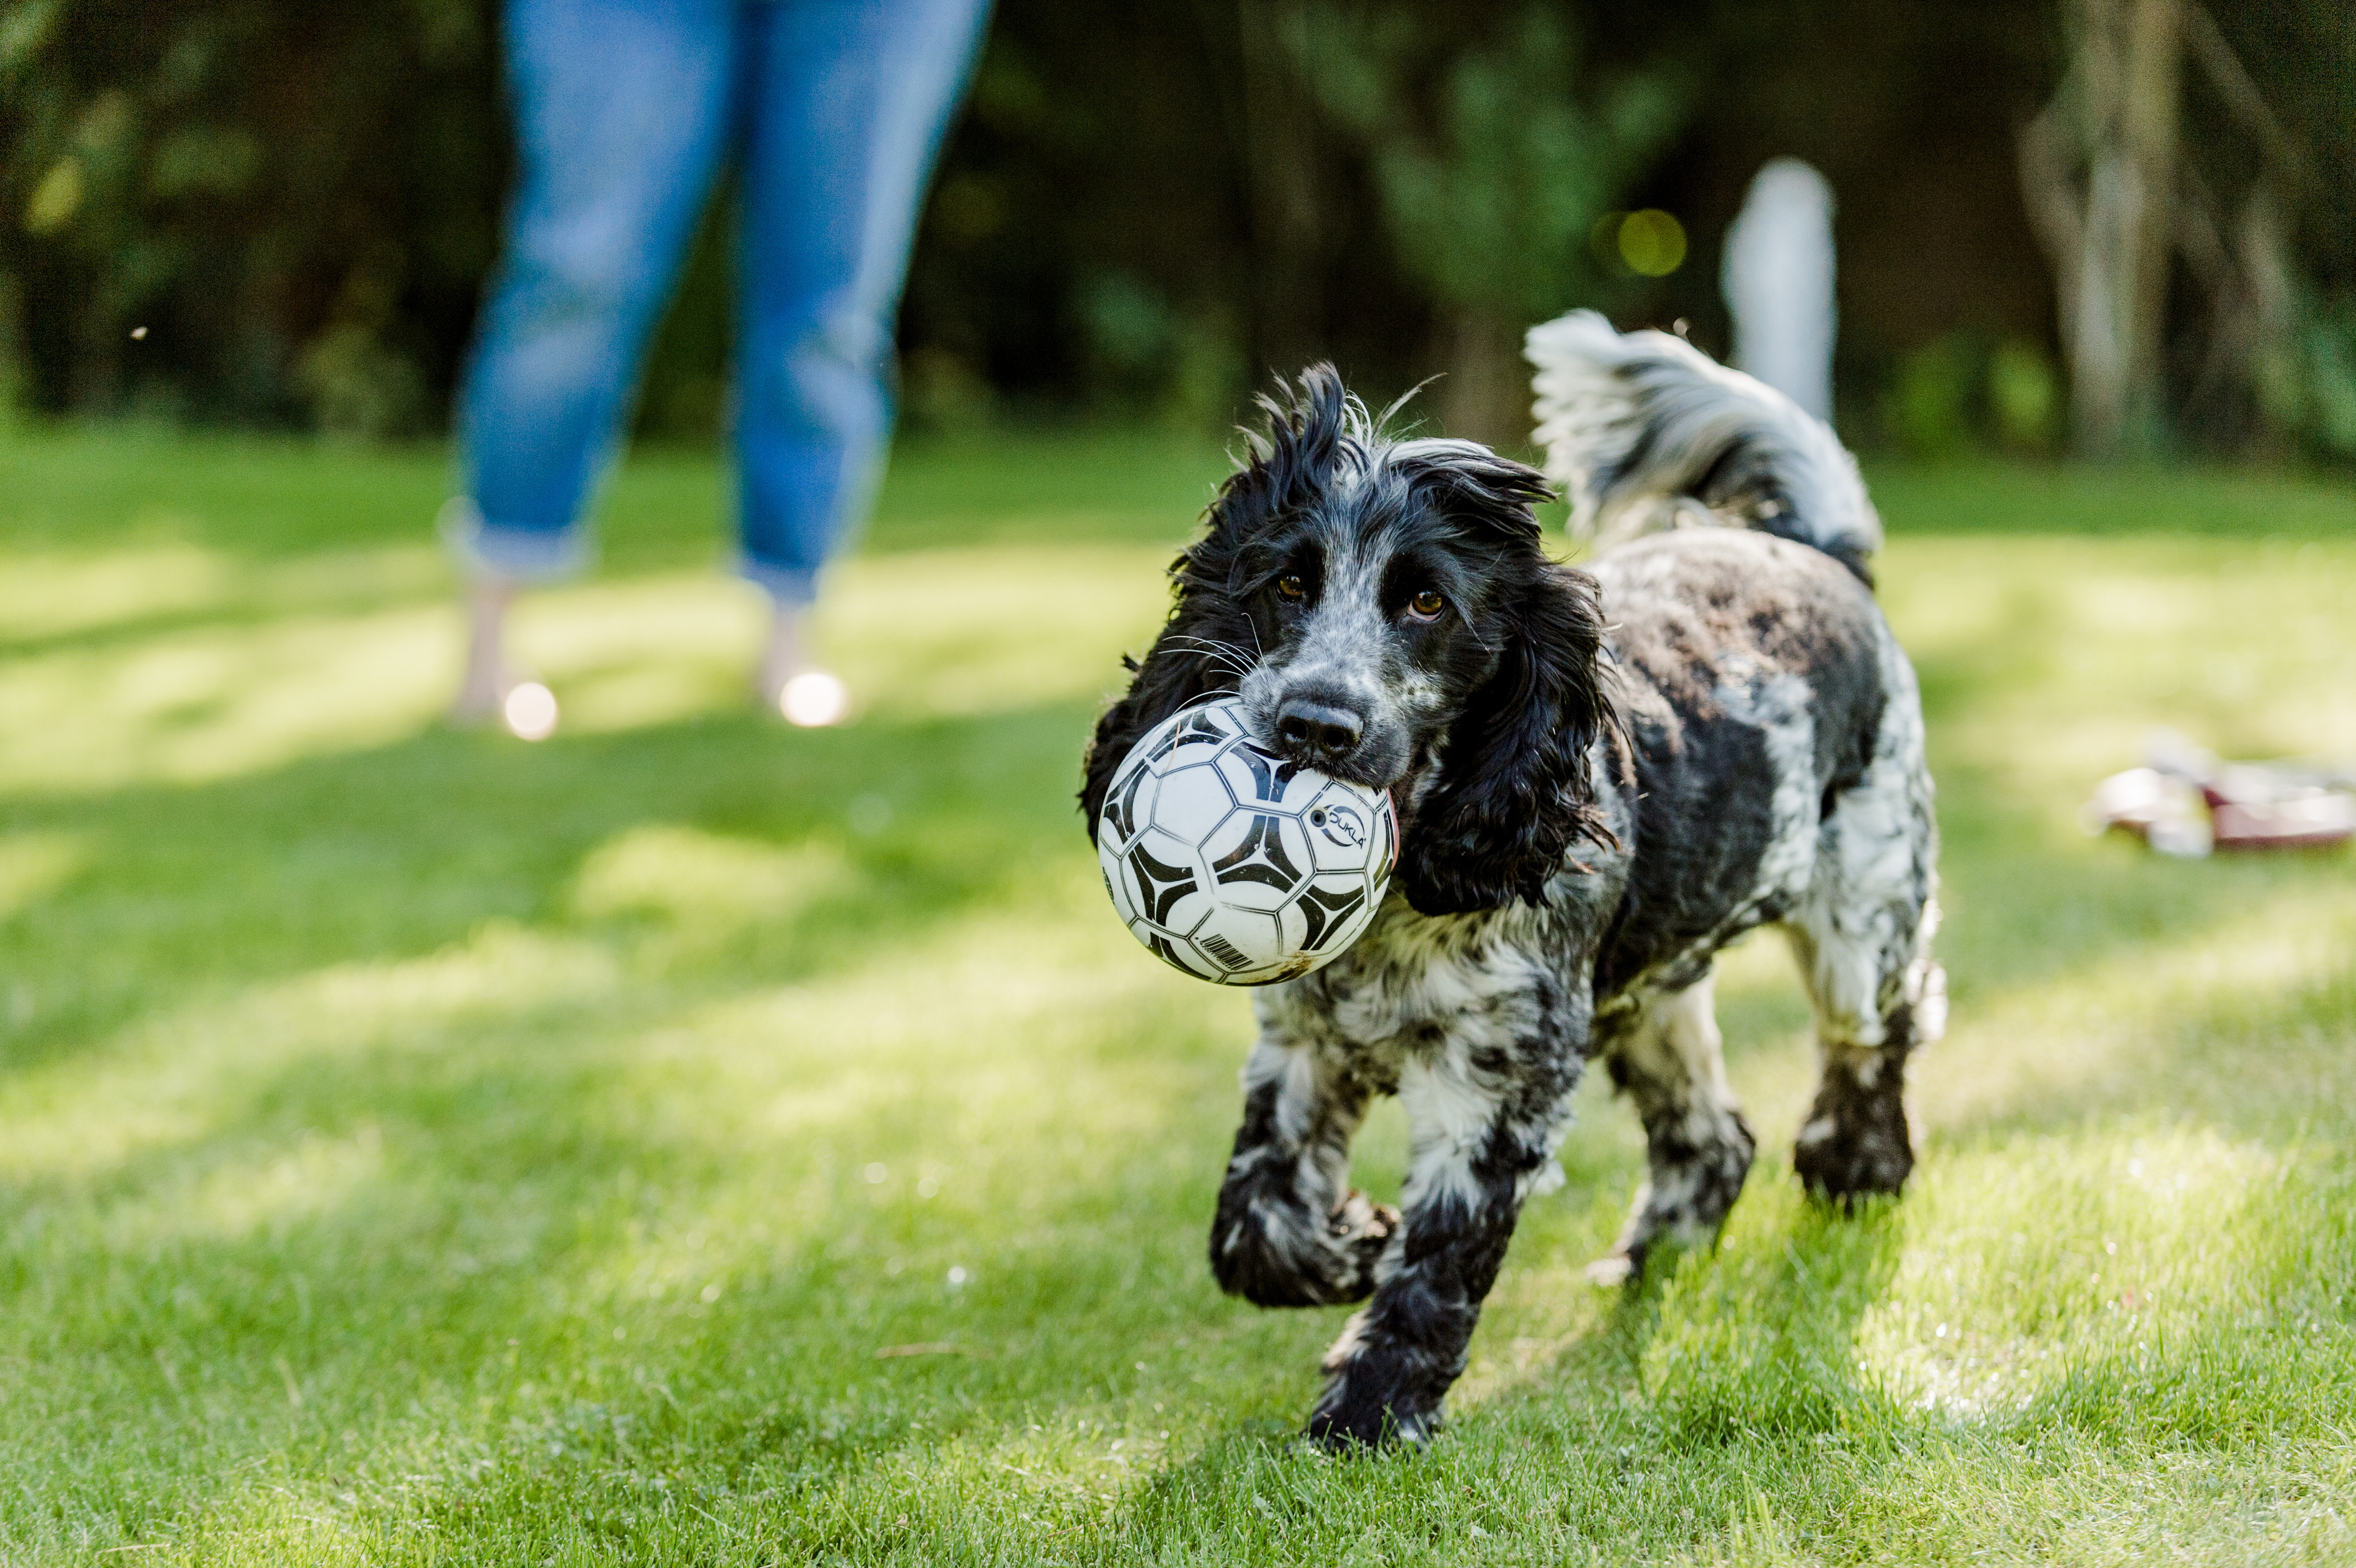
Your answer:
[1306,1380,1439,1451]
[1306,1312,1446,1451]
[1306,1400,1436,1451]
[1211,1188,1396,1307]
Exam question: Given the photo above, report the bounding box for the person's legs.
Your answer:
[733,0,991,715]
[450,0,740,721]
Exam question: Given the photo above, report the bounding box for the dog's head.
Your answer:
[1082,366,1615,916]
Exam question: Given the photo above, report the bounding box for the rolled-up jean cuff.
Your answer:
[739,558,821,608]
[437,497,594,583]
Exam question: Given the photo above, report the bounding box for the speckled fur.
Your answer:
[1083,353,1939,1449]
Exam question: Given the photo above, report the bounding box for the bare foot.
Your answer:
[450,576,558,740]
[755,599,849,727]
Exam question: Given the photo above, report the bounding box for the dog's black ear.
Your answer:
[1080,594,1251,840]
[1083,368,1353,838]
[1394,456,1616,915]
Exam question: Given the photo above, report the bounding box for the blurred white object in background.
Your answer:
[1722,158,1837,422]
[780,670,851,728]
[502,681,559,742]
[2081,766,2214,857]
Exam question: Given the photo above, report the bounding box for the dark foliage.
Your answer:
[0,0,506,432]
[0,0,2347,454]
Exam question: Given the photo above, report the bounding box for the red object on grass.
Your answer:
[2084,731,2355,857]
[2205,791,2356,852]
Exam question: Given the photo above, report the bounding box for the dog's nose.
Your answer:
[1275,697,1364,763]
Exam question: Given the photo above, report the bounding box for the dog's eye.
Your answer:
[1407,588,1445,620]
[1276,574,1306,601]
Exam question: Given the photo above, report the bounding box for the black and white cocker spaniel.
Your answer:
[1080,311,1943,1448]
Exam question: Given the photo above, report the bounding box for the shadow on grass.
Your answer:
[2,904,1268,1552]
[1934,765,2353,991]
[1102,1199,1909,1563]
[1914,570,2354,1002]
[0,675,1309,1552]
[10,886,2349,1557]
[0,692,1112,1085]
[9,504,2356,1557]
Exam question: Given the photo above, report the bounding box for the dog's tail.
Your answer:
[1525,309,1880,581]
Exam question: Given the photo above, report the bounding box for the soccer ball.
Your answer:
[1097,699,1396,985]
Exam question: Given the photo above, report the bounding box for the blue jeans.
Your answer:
[450,0,990,604]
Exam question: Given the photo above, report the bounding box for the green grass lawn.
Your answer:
[3,426,2354,1566]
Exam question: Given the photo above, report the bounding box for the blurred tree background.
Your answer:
[0,0,2349,460]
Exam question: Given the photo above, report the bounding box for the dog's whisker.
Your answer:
[1170,684,1241,716]
[1166,633,1261,683]
[1168,632,1257,664]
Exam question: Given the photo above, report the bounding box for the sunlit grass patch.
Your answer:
[1859,1125,2308,1414]
[0,829,88,921]
[0,601,459,792]
[2,430,2353,1565]
[0,548,1171,796]
[1,921,625,1182]
[0,543,240,644]
[571,823,862,958]
[1882,534,2356,808]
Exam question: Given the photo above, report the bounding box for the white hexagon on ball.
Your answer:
[1096,699,1396,985]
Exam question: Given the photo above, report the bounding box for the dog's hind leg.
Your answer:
[1786,897,1943,1200]
[1786,682,1945,1201]
[1585,972,1756,1285]
[1209,1032,1394,1308]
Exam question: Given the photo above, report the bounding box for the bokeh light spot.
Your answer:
[781,670,851,728]
[502,681,558,741]
[1618,209,1688,276]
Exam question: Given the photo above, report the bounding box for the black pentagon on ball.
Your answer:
[1211,812,1303,892]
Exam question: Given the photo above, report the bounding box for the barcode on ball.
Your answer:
[1199,933,1251,969]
